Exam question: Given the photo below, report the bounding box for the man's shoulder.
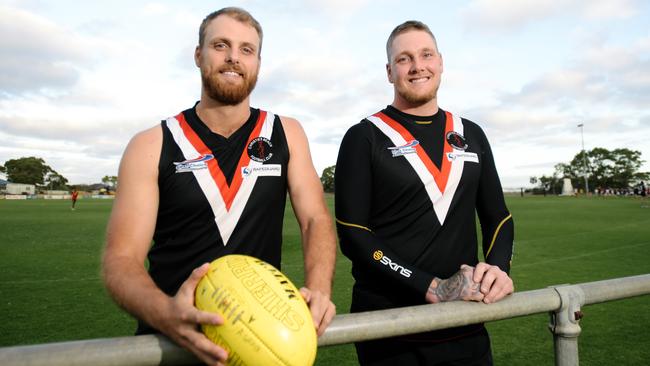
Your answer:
[275,115,304,140]
[133,124,163,142]
[339,119,379,146]
[124,125,163,160]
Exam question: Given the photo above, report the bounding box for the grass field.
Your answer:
[1,195,649,365]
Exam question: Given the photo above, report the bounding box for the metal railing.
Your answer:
[1,274,649,366]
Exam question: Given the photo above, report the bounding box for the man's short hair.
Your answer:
[386,20,437,63]
[198,7,263,57]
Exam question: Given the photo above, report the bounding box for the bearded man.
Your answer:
[102,8,336,366]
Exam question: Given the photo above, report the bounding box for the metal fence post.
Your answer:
[549,285,585,366]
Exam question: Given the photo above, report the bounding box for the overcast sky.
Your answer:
[1,0,649,188]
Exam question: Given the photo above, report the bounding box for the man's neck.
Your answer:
[195,97,252,138]
[391,97,439,116]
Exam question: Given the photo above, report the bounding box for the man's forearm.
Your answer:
[102,254,171,329]
[302,214,336,293]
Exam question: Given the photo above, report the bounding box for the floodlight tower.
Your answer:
[577,123,589,194]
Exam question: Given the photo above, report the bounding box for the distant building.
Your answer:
[6,183,36,195]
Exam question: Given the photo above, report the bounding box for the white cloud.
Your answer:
[460,0,563,32]
[460,0,639,33]
[305,0,371,19]
[141,2,170,16]
[579,0,638,19]
[0,5,91,95]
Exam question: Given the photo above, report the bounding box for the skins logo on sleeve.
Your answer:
[373,250,412,278]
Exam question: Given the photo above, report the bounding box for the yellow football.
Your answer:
[195,254,317,366]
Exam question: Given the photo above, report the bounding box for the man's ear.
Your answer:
[386,63,394,84]
[194,46,201,67]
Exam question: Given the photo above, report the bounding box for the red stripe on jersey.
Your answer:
[374,111,454,193]
[226,110,266,208]
[174,111,266,210]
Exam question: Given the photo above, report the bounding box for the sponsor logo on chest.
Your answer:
[387,140,419,157]
[174,154,214,173]
[447,152,479,163]
[241,164,282,178]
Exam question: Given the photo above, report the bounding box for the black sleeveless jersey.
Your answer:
[138,105,289,334]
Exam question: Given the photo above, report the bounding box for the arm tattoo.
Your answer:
[433,269,481,302]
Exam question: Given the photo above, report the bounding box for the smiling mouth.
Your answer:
[409,76,430,83]
[221,70,243,77]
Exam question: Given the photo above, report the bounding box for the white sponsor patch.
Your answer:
[446,152,479,163]
[241,164,282,178]
[387,140,419,157]
[173,154,213,173]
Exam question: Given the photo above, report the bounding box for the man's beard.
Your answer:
[201,66,258,105]
[397,83,438,105]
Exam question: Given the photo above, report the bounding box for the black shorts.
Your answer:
[354,327,493,366]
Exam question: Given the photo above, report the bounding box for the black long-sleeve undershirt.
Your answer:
[335,106,513,305]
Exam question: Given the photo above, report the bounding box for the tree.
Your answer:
[45,171,69,190]
[102,175,118,189]
[0,165,5,173]
[530,172,562,195]
[320,165,335,193]
[3,157,53,185]
[555,148,649,191]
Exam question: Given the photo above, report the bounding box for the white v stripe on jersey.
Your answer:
[368,113,465,224]
[166,112,275,245]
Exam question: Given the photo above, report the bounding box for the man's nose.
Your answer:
[225,49,240,64]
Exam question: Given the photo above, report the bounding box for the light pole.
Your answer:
[577,123,589,194]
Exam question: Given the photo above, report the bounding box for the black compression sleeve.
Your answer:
[474,125,514,273]
[335,123,435,296]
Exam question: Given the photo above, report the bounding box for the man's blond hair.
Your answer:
[198,7,263,57]
[386,20,437,63]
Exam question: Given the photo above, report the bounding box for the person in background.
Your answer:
[70,189,79,210]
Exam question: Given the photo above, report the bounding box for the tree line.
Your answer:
[1,156,117,191]
[5,149,645,196]
[320,147,649,195]
[530,147,649,194]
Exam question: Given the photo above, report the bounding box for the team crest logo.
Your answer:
[446,131,468,151]
[388,140,419,157]
[174,154,214,173]
[247,137,273,162]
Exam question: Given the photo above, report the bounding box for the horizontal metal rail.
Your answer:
[1,274,648,366]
